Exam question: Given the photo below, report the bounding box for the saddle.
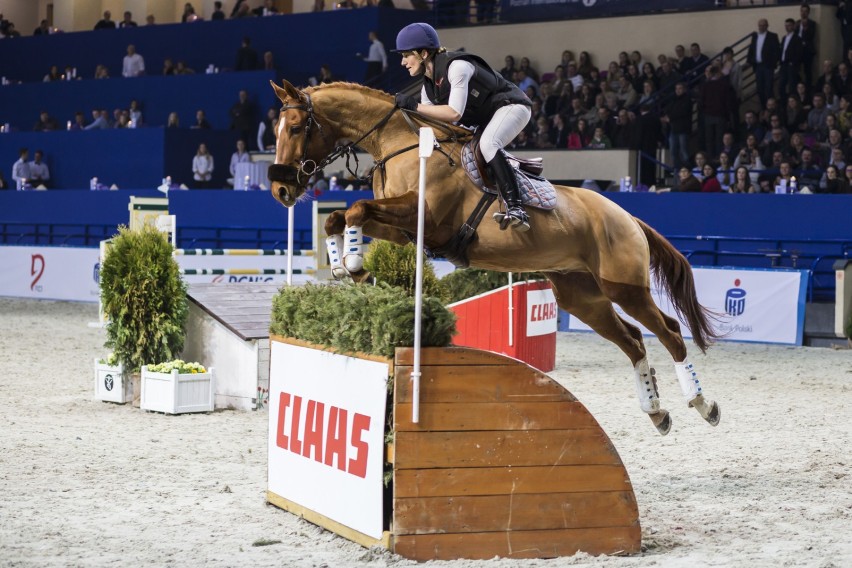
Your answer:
[469,133,544,183]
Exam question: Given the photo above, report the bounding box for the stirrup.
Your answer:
[493,206,530,232]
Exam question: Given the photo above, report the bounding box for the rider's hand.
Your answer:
[394,93,419,112]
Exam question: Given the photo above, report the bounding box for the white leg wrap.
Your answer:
[342,225,363,273]
[326,235,347,279]
[633,358,660,414]
[674,360,703,404]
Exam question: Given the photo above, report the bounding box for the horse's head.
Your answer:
[268,80,332,207]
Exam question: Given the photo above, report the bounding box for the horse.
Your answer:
[267,79,721,436]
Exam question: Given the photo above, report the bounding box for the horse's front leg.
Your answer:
[323,193,421,281]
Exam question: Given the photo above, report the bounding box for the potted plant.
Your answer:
[140,359,214,414]
[93,352,132,403]
[99,225,189,407]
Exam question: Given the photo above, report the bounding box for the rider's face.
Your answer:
[400,50,425,76]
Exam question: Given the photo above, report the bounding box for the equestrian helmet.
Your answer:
[393,23,440,52]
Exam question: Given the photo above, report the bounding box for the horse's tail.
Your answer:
[635,218,720,353]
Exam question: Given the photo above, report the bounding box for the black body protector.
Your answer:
[423,51,533,232]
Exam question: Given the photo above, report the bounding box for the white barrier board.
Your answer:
[268,341,388,540]
[0,246,100,302]
[526,287,558,337]
[567,267,808,345]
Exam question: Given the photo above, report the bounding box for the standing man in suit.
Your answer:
[796,3,817,88]
[747,18,781,107]
[779,18,803,101]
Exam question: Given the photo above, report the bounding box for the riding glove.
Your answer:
[394,93,419,111]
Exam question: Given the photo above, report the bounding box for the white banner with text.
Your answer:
[267,341,388,540]
[567,267,807,345]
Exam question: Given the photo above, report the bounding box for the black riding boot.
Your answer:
[487,153,530,232]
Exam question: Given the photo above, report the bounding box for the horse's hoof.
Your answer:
[331,267,349,281]
[650,410,671,436]
[704,401,721,427]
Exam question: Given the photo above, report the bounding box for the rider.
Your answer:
[391,22,533,232]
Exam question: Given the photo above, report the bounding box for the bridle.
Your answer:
[267,87,468,192]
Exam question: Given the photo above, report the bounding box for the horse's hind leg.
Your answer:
[547,272,672,436]
[601,280,720,428]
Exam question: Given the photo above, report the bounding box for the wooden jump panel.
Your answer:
[391,346,640,561]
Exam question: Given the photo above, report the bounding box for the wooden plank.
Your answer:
[197,314,271,324]
[394,401,598,431]
[393,430,621,469]
[394,365,574,403]
[266,491,390,550]
[392,491,638,534]
[393,465,633,498]
[395,346,524,367]
[240,327,273,340]
[191,305,272,316]
[392,524,641,561]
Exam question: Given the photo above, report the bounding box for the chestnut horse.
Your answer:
[268,79,720,435]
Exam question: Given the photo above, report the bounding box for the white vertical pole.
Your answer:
[412,126,435,424]
[286,205,295,286]
[508,272,514,347]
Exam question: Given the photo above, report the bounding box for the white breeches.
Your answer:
[479,104,532,162]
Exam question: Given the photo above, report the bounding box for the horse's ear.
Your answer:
[273,79,303,103]
[270,80,289,103]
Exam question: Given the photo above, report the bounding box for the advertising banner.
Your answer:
[0,246,100,302]
[526,287,558,337]
[268,341,389,540]
[500,0,710,24]
[567,267,808,345]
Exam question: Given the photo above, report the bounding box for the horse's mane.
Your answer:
[304,81,473,139]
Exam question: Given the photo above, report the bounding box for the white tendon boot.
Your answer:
[633,358,660,414]
[326,235,347,280]
[674,360,720,426]
[342,225,363,274]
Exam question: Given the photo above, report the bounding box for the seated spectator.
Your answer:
[233,2,253,17]
[606,61,622,91]
[625,64,643,93]
[12,148,31,189]
[734,147,765,183]
[263,51,278,74]
[318,64,336,84]
[774,161,795,190]
[637,80,656,108]
[615,76,638,110]
[114,110,131,128]
[28,150,50,188]
[729,165,754,193]
[163,58,176,76]
[119,11,137,28]
[191,109,211,129]
[692,151,709,181]
[533,117,554,149]
[674,167,701,192]
[657,59,681,93]
[797,147,822,190]
[84,109,110,130]
[516,70,539,99]
[94,64,110,79]
[69,111,86,130]
[174,61,195,75]
[549,114,569,148]
[822,83,839,112]
[43,65,62,82]
[844,163,852,189]
[701,165,723,192]
[613,108,635,149]
[519,57,539,84]
[33,19,50,36]
[94,10,116,30]
[145,14,156,25]
[499,56,516,82]
[565,62,583,91]
[818,164,849,193]
[788,133,807,166]
[806,93,831,135]
[166,112,180,128]
[33,110,59,132]
[784,97,808,132]
[182,3,198,23]
[122,44,145,77]
[128,100,143,127]
[716,152,734,190]
[567,118,591,149]
[549,65,567,95]
[761,125,789,164]
[577,51,593,80]
[192,143,214,188]
[587,126,612,149]
[741,110,765,144]
[228,139,250,187]
[641,62,658,90]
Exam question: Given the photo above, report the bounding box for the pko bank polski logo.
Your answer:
[724,279,746,316]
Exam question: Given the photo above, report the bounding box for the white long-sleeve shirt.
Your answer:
[365,39,387,69]
[193,155,214,181]
[122,53,145,77]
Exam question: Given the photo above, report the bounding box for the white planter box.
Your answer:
[94,358,132,403]
[140,366,215,414]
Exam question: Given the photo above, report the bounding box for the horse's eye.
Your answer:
[289,125,301,135]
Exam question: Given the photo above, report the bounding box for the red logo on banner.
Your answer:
[30,254,45,291]
[530,301,557,321]
[275,391,371,478]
